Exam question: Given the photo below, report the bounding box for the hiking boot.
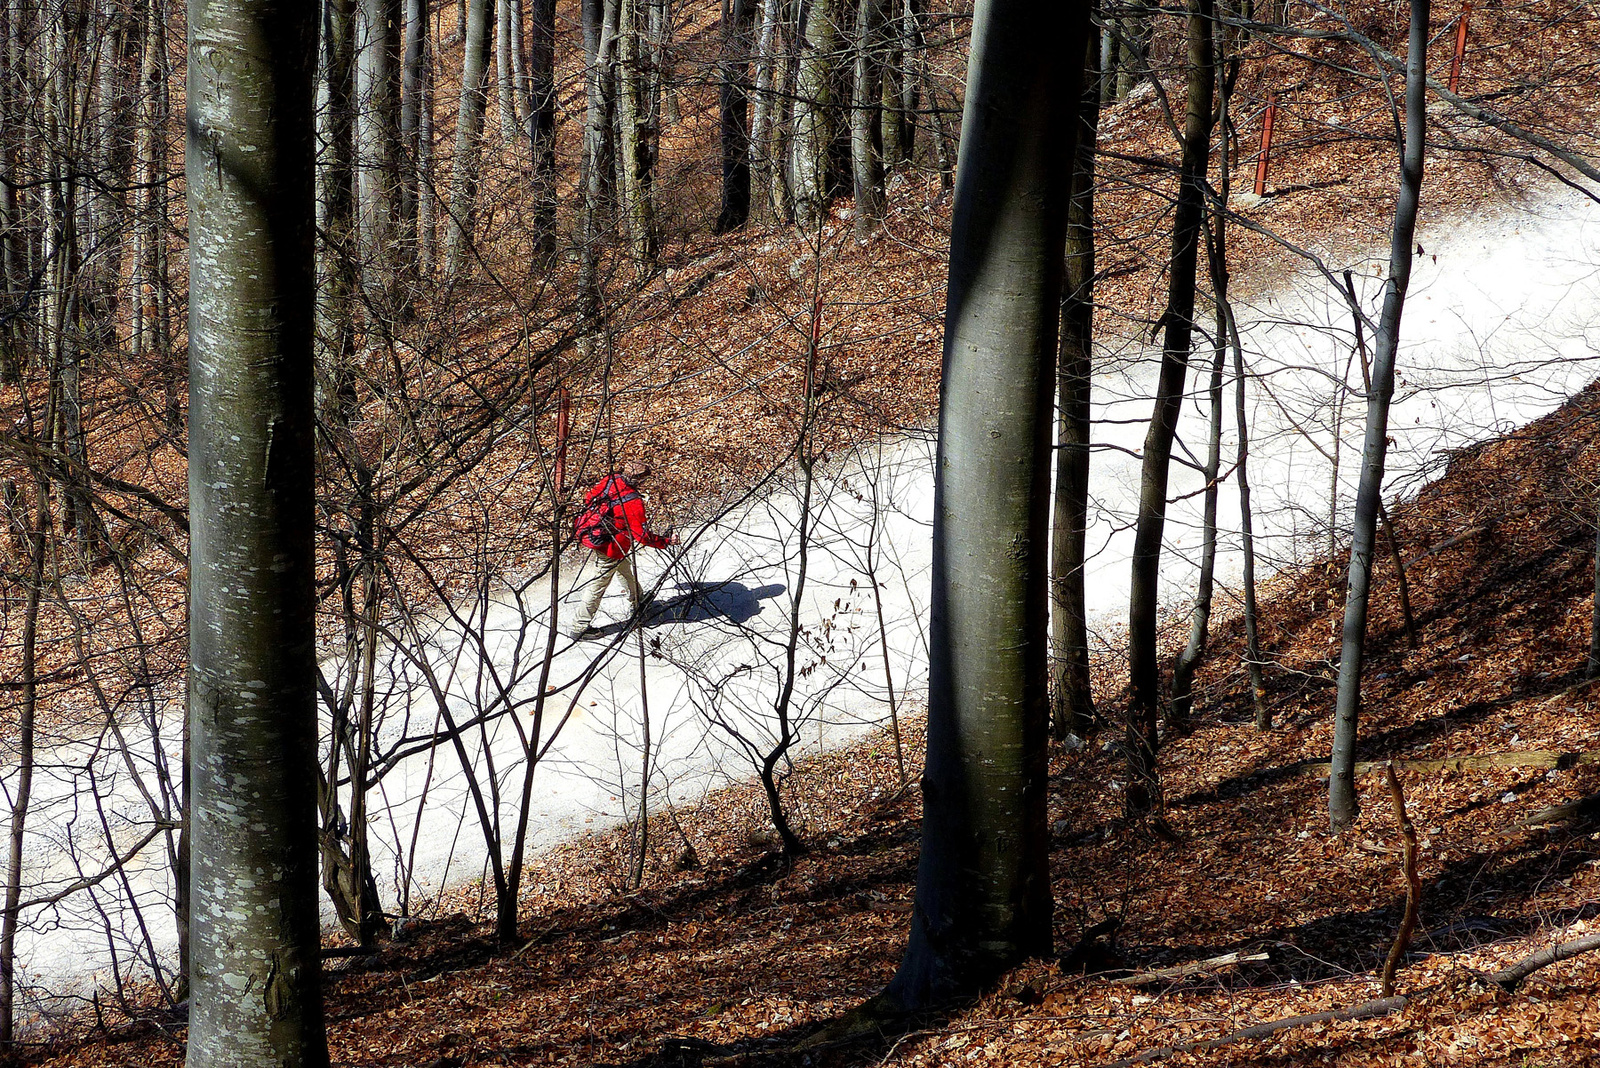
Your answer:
[571,626,603,641]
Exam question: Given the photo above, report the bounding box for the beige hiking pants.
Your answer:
[569,549,643,635]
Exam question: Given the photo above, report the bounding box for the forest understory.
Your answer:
[20,380,1600,1067]
[4,0,1600,1061]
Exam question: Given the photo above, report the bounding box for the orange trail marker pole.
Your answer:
[555,386,570,494]
[1448,2,1471,93]
[1253,93,1277,197]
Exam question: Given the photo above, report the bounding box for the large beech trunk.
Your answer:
[186,0,329,1059]
[882,0,1086,1010]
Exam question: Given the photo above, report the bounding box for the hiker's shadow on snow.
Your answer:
[643,580,786,627]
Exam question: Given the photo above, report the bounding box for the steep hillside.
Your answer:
[23,382,1600,1068]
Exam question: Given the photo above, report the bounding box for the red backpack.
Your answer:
[573,476,640,551]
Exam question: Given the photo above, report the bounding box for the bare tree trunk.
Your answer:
[578,0,619,337]
[746,0,782,220]
[616,0,658,266]
[849,0,886,231]
[1050,24,1099,741]
[399,0,429,272]
[0,474,47,1048]
[715,0,755,233]
[789,0,836,230]
[444,0,495,275]
[186,0,329,1058]
[883,0,1085,1011]
[1329,0,1429,832]
[1125,0,1212,813]
[527,0,558,245]
[358,0,403,308]
[1168,314,1226,724]
[496,0,517,140]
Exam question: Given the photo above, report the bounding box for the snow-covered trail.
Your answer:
[8,182,1598,1022]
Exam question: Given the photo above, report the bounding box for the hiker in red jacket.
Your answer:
[569,461,676,639]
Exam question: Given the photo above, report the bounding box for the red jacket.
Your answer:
[576,475,670,560]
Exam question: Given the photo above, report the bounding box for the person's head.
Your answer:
[620,460,652,482]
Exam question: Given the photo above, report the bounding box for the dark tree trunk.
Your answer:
[1125,0,1212,814]
[1328,0,1429,832]
[445,0,495,275]
[882,0,1087,1010]
[1050,24,1099,742]
[715,0,755,233]
[848,0,886,231]
[527,0,558,245]
[185,0,329,1058]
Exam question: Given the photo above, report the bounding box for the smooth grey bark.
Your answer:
[882,0,1085,1010]
[616,0,658,265]
[398,0,428,267]
[1050,25,1099,741]
[1328,0,1429,832]
[789,0,836,230]
[186,0,328,1059]
[578,0,619,335]
[715,0,755,233]
[444,0,495,275]
[849,0,887,231]
[320,0,358,392]
[496,0,518,140]
[357,0,403,303]
[1125,0,1212,812]
[746,0,782,220]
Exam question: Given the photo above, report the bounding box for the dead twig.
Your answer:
[1381,763,1421,997]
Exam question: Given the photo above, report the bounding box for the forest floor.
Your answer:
[21,381,1600,1067]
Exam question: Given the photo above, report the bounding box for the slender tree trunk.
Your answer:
[789,0,835,230]
[444,0,495,275]
[398,0,428,272]
[1050,24,1099,741]
[1168,312,1226,724]
[186,0,329,1058]
[417,24,436,273]
[715,0,754,233]
[357,0,403,307]
[1328,0,1429,832]
[1125,0,1212,813]
[616,0,657,265]
[579,0,619,337]
[883,0,1085,1010]
[746,0,781,220]
[527,0,557,245]
[320,0,359,428]
[1589,516,1600,679]
[849,0,886,231]
[496,0,517,140]
[0,475,47,1048]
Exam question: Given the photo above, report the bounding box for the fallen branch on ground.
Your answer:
[1098,997,1409,1068]
[1293,749,1600,779]
[1486,931,1600,991]
[1108,951,1269,986]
